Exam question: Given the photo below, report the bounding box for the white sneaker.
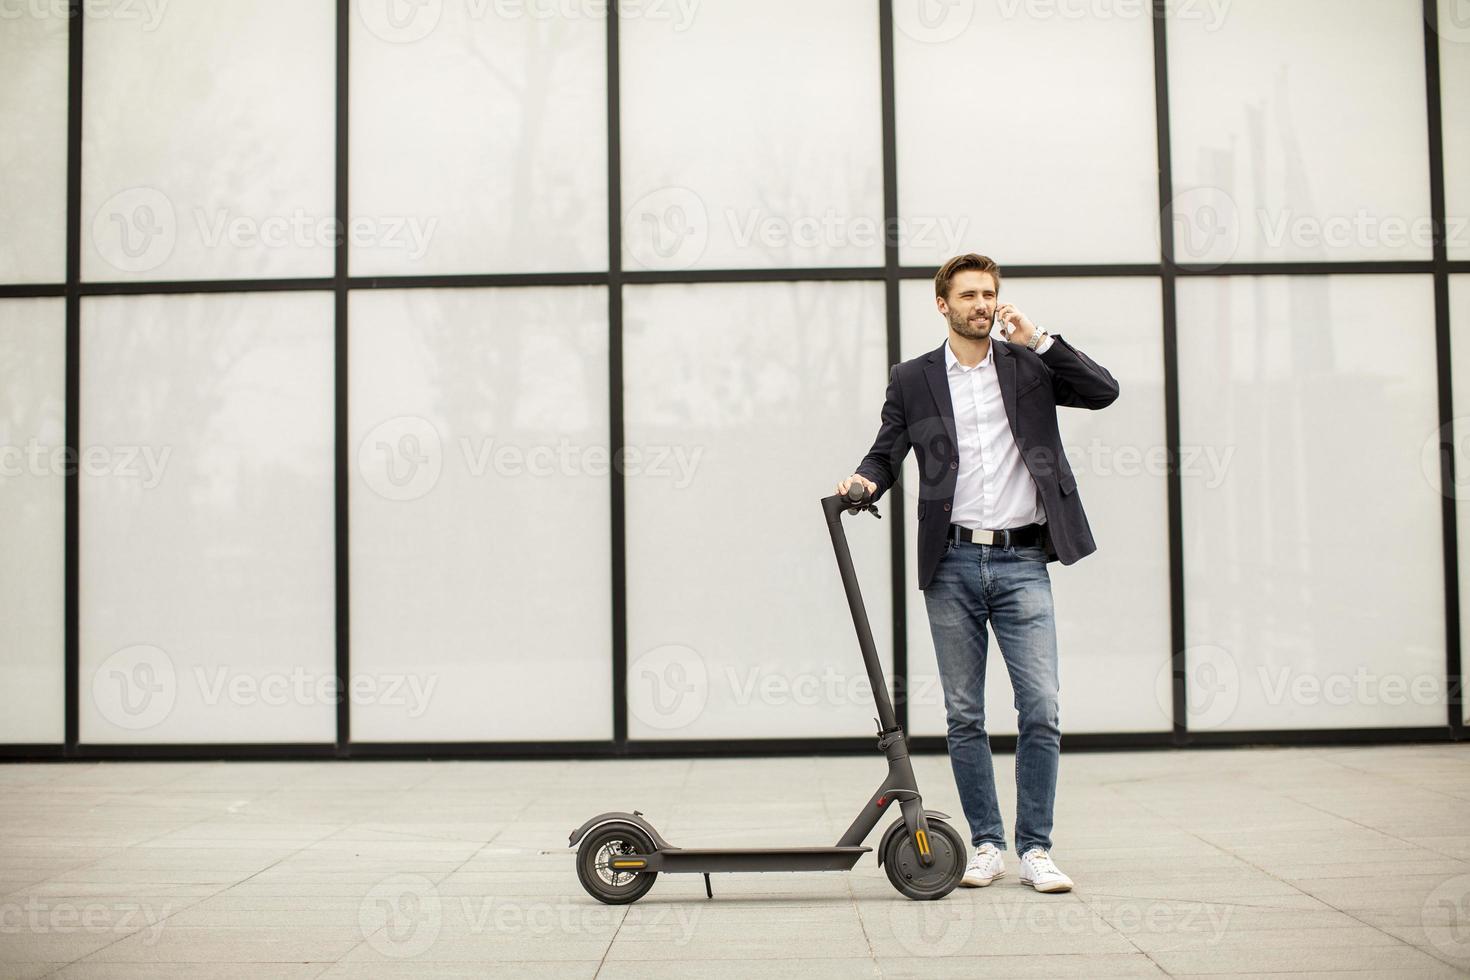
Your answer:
[960,842,1005,887]
[1018,847,1073,893]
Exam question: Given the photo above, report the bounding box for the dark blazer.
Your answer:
[854,334,1119,591]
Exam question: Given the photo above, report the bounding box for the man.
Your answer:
[837,253,1118,893]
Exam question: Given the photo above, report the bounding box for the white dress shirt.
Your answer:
[945,335,1054,531]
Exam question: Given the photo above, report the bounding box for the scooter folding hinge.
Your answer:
[875,723,904,752]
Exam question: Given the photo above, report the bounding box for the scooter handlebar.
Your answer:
[822,484,882,523]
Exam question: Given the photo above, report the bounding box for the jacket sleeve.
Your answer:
[1037,334,1120,410]
[853,365,911,502]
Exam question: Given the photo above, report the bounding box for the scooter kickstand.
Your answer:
[703,873,713,899]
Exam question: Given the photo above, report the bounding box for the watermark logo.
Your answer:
[887,899,974,956]
[0,0,170,30]
[90,188,438,274]
[1420,417,1470,500]
[92,186,176,274]
[357,0,442,43]
[92,644,177,731]
[1165,185,1240,269]
[1423,874,1470,961]
[359,416,444,502]
[361,874,442,958]
[629,644,707,731]
[0,440,172,488]
[0,898,172,943]
[1156,644,1445,729]
[626,186,709,270]
[1155,644,1238,730]
[893,0,974,43]
[1431,0,1470,45]
[357,418,704,502]
[996,0,1229,29]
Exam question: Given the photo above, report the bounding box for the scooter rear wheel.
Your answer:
[576,823,659,905]
[882,818,964,900]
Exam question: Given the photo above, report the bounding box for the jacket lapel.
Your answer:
[994,341,1022,443]
[923,342,957,449]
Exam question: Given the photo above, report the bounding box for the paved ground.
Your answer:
[1,743,1468,978]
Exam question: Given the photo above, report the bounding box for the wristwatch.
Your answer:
[1026,329,1047,352]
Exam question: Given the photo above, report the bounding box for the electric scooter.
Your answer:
[569,484,966,903]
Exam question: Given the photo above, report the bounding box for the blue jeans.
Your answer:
[923,537,1060,856]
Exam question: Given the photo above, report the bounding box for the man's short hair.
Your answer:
[934,253,1001,299]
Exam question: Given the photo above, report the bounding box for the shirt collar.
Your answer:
[945,337,994,373]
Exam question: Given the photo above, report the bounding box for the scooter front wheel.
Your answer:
[882,818,964,900]
[576,823,659,905]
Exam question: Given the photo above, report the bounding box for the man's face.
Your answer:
[938,270,997,341]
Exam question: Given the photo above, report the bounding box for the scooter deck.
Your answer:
[630,846,872,874]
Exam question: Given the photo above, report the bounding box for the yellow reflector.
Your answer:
[915,830,930,856]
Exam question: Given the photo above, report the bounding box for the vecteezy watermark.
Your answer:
[624,186,709,270]
[1422,874,1470,963]
[629,646,949,732]
[90,186,437,274]
[0,440,171,488]
[357,416,704,503]
[472,896,698,942]
[1063,439,1235,489]
[91,644,439,730]
[892,0,975,44]
[887,895,1236,957]
[724,210,969,259]
[887,900,975,957]
[623,186,967,270]
[356,0,699,45]
[360,874,442,959]
[1001,0,1229,28]
[1418,417,1470,501]
[628,644,708,731]
[0,0,169,29]
[1154,644,1239,730]
[92,644,179,731]
[356,881,701,958]
[0,898,172,944]
[1165,186,1241,269]
[893,0,1228,45]
[1155,644,1444,730]
[1430,0,1470,46]
[1166,186,1466,267]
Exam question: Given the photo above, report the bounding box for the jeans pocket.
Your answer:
[1012,543,1049,563]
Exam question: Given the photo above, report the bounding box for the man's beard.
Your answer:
[949,309,991,340]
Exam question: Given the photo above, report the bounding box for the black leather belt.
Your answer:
[948,522,1044,548]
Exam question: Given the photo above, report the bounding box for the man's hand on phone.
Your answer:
[995,303,1038,347]
[836,474,879,496]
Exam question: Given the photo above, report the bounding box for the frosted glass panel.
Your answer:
[624,281,892,739]
[1168,0,1431,265]
[900,278,1170,737]
[895,5,1159,266]
[81,0,335,281]
[1178,275,1444,730]
[0,10,68,283]
[0,299,66,743]
[620,0,883,270]
[350,4,607,275]
[80,292,335,743]
[349,287,612,741]
[1441,8,1470,261]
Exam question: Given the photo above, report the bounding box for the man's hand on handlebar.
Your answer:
[836,474,878,497]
